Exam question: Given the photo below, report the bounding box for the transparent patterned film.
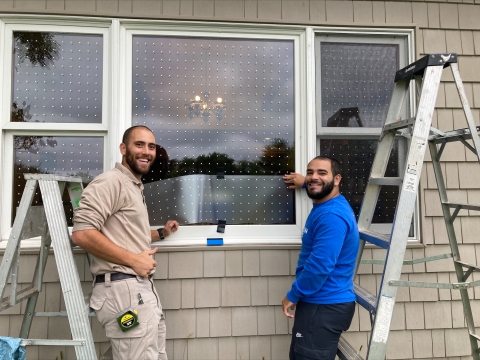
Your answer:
[12,32,103,123]
[133,36,295,226]
[320,43,398,128]
[13,136,104,225]
[320,139,399,223]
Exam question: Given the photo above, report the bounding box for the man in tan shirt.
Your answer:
[72,125,178,360]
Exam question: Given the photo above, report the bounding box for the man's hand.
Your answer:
[163,220,179,237]
[283,173,305,190]
[282,296,295,318]
[131,248,158,277]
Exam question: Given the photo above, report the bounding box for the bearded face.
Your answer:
[306,177,335,201]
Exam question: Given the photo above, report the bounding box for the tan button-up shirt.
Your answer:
[72,162,152,276]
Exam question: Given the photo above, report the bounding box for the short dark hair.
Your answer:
[311,155,341,177]
[122,125,154,145]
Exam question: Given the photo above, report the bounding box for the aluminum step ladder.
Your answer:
[337,53,480,360]
[0,174,98,359]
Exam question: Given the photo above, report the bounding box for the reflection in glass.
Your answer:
[13,136,104,226]
[320,43,398,128]
[320,139,399,223]
[12,32,103,124]
[132,36,295,225]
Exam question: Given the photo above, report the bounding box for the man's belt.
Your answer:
[95,272,137,283]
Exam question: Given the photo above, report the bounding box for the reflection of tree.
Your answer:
[14,32,60,68]
[12,101,57,151]
[165,138,294,178]
[260,138,294,175]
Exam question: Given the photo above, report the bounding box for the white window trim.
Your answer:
[0,18,112,245]
[119,21,309,246]
[0,15,418,248]
[311,27,421,243]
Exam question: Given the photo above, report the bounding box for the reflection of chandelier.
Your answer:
[185,46,226,121]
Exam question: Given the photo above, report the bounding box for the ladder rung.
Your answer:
[354,283,377,315]
[0,285,37,312]
[360,229,390,249]
[369,177,403,186]
[455,260,480,273]
[470,333,480,342]
[429,126,480,143]
[383,117,415,132]
[337,335,364,360]
[443,202,480,212]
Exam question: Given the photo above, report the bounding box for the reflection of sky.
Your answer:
[14,136,104,180]
[12,33,103,124]
[320,43,398,128]
[132,36,295,161]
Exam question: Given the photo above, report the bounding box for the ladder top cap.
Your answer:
[395,53,457,82]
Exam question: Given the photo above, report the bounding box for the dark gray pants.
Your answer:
[289,301,356,360]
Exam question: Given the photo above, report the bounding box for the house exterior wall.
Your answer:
[1,0,480,359]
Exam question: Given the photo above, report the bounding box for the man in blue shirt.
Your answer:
[282,156,359,360]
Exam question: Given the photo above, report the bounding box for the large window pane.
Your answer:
[320,43,398,128]
[13,136,104,226]
[12,32,103,124]
[132,36,295,226]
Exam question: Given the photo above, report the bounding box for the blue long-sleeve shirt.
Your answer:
[287,195,359,304]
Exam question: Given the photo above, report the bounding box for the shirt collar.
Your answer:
[115,162,144,189]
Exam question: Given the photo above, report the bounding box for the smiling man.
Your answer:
[282,156,359,360]
[72,125,178,360]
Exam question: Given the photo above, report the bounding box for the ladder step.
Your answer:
[470,333,480,342]
[455,260,480,273]
[430,126,480,144]
[383,117,415,132]
[337,335,364,360]
[369,177,403,186]
[443,202,480,212]
[359,229,390,249]
[100,346,113,360]
[354,283,377,315]
[0,285,37,312]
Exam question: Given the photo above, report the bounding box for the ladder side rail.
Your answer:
[0,179,38,299]
[428,141,480,359]
[9,243,20,306]
[20,225,52,339]
[355,79,411,276]
[367,65,444,360]
[39,180,97,360]
[450,63,480,163]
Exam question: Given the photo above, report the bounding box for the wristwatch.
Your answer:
[157,228,165,240]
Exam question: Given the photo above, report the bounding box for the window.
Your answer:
[1,21,110,241]
[122,25,306,245]
[315,33,417,239]
[0,17,414,246]
[131,36,295,227]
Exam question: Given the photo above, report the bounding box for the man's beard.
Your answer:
[306,179,335,201]
[125,149,153,176]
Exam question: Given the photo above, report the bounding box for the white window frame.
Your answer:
[119,20,309,246]
[0,16,112,246]
[0,15,418,248]
[311,27,420,243]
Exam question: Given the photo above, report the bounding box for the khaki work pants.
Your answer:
[90,274,167,360]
